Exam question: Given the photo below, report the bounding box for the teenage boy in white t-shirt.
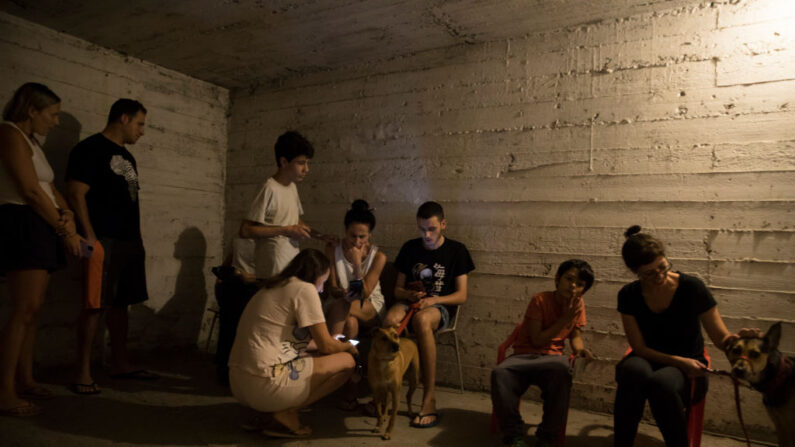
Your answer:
[239,131,319,279]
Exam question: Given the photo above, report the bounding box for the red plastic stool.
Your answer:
[622,347,711,447]
[490,322,573,447]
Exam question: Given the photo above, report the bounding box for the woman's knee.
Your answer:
[382,307,404,327]
[11,300,43,324]
[337,352,356,371]
[647,370,684,397]
[616,356,652,385]
[345,315,358,329]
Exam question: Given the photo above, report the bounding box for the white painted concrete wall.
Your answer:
[0,12,229,364]
[226,0,793,439]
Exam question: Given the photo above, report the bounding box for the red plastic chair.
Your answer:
[622,347,711,447]
[490,322,573,447]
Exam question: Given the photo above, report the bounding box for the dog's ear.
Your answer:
[370,326,381,337]
[762,322,782,352]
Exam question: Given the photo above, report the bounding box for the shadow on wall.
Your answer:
[41,111,81,192]
[135,227,208,348]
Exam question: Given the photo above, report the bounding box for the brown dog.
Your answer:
[725,322,794,447]
[367,326,420,440]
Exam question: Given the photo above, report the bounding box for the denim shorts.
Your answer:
[396,302,451,332]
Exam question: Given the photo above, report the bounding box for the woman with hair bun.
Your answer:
[325,199,387,340]
[613,225,754,447]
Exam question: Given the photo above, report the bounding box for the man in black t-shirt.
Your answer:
[382,201,475,429]
[65,99,157,395]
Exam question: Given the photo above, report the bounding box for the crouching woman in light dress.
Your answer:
[228,248,358,437]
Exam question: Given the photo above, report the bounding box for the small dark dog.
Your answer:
[368,326,420,440]
[725,322,794,447]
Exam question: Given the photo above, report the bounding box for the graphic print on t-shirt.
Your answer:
[273,329,310,381]
[109,155,139,202]
[411,262,446,296]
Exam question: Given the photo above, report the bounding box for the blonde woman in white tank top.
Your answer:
[324,200,387,340]
[0,83,82,416]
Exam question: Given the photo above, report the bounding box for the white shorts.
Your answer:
[229,356,313,412]
[369,293,387,321]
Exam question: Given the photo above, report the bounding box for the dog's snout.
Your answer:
[732,365,748,379]
[390,342,400,352]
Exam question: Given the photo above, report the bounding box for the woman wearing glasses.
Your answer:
[613,225,747,447]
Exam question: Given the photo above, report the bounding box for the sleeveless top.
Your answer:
[0,121,58,207]
[334,243,385,304]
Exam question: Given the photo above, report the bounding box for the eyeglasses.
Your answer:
[637,259,672,281]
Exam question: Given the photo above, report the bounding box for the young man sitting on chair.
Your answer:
[491,259,595,447]
[382,201,475,429]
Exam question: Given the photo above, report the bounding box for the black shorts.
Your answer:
[0,204,65,275]
[99,237,149,307]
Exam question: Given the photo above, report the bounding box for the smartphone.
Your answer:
[79,240,94,259]
[345,279,363,303]
[309,228,326,239]
[334,334,360,346]
[348,279,363,294]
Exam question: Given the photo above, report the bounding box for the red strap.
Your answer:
[396,302,421,336]
[733,377,751,447]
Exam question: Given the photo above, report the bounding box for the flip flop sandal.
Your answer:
[0,402,42,417]
[19,386,55,400]
[410,412,440,428]
[68,382,101,395]
[261,419,311,438]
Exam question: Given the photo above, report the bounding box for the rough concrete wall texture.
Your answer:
[0,12,229,364]
[226,0,793,440]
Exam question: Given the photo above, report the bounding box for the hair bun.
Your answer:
[624,225,642,238]
[351,199,370,212]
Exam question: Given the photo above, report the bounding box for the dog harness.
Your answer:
[758,355,794,407]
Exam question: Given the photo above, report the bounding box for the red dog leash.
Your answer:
[707,368,751,447]
[396,302,421,336]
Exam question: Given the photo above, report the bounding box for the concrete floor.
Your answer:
[2,349,753,447]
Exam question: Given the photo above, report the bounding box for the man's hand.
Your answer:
[284,223,311,240]
[406,290,426,303]
[416,297,436,310]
